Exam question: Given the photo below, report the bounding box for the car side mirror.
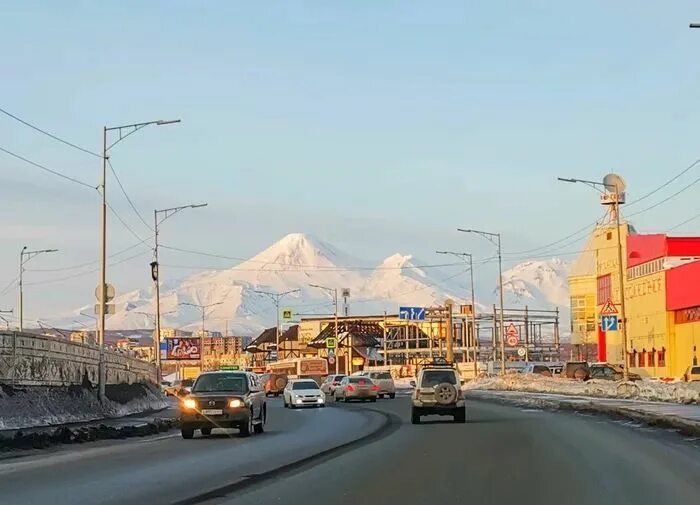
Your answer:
[409,380,416,388]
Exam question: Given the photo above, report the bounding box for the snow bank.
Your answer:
[464,375,700,404]
[0,383,168,430]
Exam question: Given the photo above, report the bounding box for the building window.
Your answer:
[597,274,612,303]
[638,349,646,367]
[658,347,666,367]
[628,351,635,368]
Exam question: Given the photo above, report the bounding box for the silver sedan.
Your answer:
[334,376,378,402]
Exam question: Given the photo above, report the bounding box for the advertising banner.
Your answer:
[166,337,201,360]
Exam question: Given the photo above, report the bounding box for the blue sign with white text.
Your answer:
[399,306,426,320]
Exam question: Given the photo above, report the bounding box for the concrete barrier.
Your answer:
[0,331,157,386]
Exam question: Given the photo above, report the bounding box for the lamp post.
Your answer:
[558,176,629,381]
[0,310,11,330]
[253,289,301,361]
[457,229,505,375]
[437,250,478,376]
[179,302,223,372]
[19,246,58,331]
[135,310,176,363]
[153,203,207,375]
[309,284,339,374]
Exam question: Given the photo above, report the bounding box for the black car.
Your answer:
[179,371,267,439]
[590,363,642,381]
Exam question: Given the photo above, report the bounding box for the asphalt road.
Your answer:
[206,396,700,505]
[0,400,384,505]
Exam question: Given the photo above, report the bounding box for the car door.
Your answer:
[247,373,263,418]
[336,377,347,399]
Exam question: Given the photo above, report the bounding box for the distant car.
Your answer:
[562,361,591,381]
[549,365,563,376]
[170,378,195,397]
[283,379,326,408]
[411,360,465,424]
[521,364,553,377]
[590,363,641,381]
[320,374,346,396]
[260,373,288,397]
[683,366,700,382]
[161,381,174,395]
[363,371,396,399]
[334,376,379,402]
[179,371,266,439]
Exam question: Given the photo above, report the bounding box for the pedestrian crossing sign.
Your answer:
[282,308,293,320]
[600,299,618,315]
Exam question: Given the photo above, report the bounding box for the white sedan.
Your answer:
[283,379,326,408]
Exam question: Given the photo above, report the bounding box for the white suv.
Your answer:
[410,361,465,424]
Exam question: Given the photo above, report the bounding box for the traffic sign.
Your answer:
[505,323,519,346]
[601,315,619,332]
[95,283,115,302]
[328,356,335,365]
[506,335,519,346]
[600,299,618,315]
[326,337,337,349]
[328,349,335,358]
[517,347,526,357]
[399,306,426,320]
[94,303,116,315]
[282,308,293,320]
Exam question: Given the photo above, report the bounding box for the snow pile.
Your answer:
[464,374,700,404]
[0,383,168,430]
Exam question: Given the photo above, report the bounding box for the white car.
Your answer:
[283,379,326,408]
[320,374,346,396]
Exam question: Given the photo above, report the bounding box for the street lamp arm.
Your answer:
[457,228,500,246]
[690,23,700,28]
[156,203,208,226]
[557,176,606,193]
[105,119,181,152]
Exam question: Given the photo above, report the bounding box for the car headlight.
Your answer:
[229,399,243,408]
[183,398,197,409]
[317,397,324,404]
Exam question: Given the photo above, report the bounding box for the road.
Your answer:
[2,396,700,505]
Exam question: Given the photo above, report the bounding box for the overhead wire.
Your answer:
[107,159,153,231]
[0,145,96,189]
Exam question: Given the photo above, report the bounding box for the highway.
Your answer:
[2,396,700,505]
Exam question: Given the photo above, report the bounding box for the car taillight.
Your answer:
[371,385,379,391]
[333,381,340,385]
[346,385,355,392]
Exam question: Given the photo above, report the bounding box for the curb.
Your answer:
[467,390,700,437]
[171,407,401,505]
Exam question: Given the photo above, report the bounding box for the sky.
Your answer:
[2,1,700,320]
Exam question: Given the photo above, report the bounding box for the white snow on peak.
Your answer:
[501,258,570,308]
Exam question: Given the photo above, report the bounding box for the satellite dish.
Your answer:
[603,173,626,194]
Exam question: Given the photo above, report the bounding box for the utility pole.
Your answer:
[180,301,223,372]
[0,309,12,330]
[100,118,180,402]
[445,299,454,362]
[436,250,478,375]
[153,203,207,377]
[253,289,301,360]
[383,310,388,367]
[458,229,505,375]
[310,284,339,374]
[19,246,58,332]
[558,175,629,381]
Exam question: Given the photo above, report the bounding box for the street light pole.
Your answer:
[436,250,478,377]
[457,229,505,375]
[19,246,58,332]
[99,118,180,401]
[310,284,339,374]
[153,203,207,377]
[253,289,301,361]
[557,176,629,381]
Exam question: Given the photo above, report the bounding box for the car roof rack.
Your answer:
[423,358,455,368]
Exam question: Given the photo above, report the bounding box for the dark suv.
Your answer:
[590,363,641,381]
[180,371,266,439]
[562,361,591,380]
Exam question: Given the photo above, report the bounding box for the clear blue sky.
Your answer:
[2,1,700,317]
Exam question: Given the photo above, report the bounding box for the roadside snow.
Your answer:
[464,374,700,404]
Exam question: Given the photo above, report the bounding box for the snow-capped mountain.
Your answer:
[55,234,570,336]
[501,258,570,309]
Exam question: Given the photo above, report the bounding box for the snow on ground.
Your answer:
[464,374,700,404]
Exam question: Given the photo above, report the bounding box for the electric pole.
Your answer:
[19,246,58,332]
[310,284,339,374]
[253,288,301,360]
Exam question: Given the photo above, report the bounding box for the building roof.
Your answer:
[627,234,700,268]
[569,232,597,278]
[308,321,382,348]
[247,327,277,348]
[280,325,299,343]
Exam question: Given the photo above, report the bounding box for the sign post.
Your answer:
[505,323,519,347]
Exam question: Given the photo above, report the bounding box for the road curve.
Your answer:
[0,400,386,505]
[207,397,700,505]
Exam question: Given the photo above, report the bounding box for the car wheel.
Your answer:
[453,408,466,424]
[343,397,349,403]
[411,409,421,425]
[239,411,254,437]
[370,397,377,403]
[200,427,212,436]
[335,395,340,402]
[389,393,396,399]
[181,427,195,439]
[254,408,265,434]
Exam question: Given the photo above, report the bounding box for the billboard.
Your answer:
[165,337,201,360]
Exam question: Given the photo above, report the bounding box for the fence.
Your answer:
[0,331,157,387]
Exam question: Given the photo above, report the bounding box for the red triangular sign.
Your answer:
[505,323,518,337]
[600,299,618,315]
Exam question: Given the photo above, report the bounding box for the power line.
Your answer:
[0,107,102,158]
[627,171,700,218]
[0,145,95,189]
[107,159,152,231]
[106,201,147,243]
[0,275,20,297]
[626,158,700,209]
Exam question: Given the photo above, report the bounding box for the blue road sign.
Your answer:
[601,315,619,332]
[399,306,426,320]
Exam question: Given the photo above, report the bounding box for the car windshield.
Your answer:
[192,374,247,393]
[371,372,392,380]
[422,370,457,387]
[349,377,372,385]
[181,379,194,387]
[292,381,319,390]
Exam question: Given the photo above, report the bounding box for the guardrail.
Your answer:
[0,331,157,386]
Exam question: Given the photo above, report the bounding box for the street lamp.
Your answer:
[253,289,301,361]
[19,246,58,331]
[558,176,629,381]
[152,203,207,375]
[457,229,505,375]
[690,23,700,28]
[179,302,224,333]
[436,250,478,375]
[97,118,180,402]
[309,284,340,374]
